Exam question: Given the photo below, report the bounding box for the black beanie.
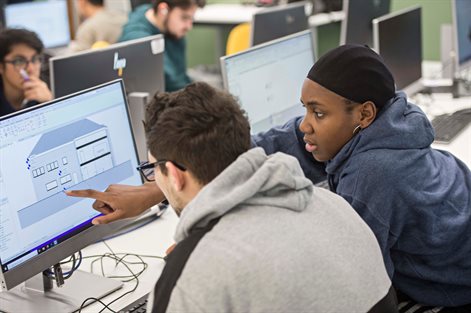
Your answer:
[307,44,395,109]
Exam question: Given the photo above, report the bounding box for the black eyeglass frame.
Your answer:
[136,159,187,182]
[3,55,44,70]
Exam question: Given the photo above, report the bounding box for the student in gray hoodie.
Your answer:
[70,82,397,312]
[142,82,397,313]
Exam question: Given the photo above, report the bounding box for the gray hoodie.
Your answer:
[153,148,391,312]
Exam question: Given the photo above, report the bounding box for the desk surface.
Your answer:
[80,209,179,312]
[418,93,471,168]
[194,4,263,25]
[193,3,344,27]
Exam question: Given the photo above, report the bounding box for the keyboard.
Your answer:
[118,293,149,313]
[431,108,471,143]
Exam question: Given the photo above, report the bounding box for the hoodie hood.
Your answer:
[174,148,313,242]
[326,91,434,174]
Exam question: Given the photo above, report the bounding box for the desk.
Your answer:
[417,93,471,168]
[80,209,179,312]
[192,3,344,61]
[416,61,471,168]
[194,3,344,26]
[194,4,263,25]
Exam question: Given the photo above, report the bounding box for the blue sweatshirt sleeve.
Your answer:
[251,116,326,184]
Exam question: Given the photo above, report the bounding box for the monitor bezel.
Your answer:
[249,1,308,47]
[339,0,349,45]
[220,29,316,91]
[452,0,471,73]
[373,5,422,95]
[340,0,391,46]
[49,34,165,98]
[0,79,144,290]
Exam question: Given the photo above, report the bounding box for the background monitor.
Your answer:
[373,6,422,95]
[340,0,390,47]
[50,35,165,99]
[0,80,143,312]
[251,2,309,47]
[4,0,71,48]
[50,35,165,162]
[221,30,316,134]
[452,0,471,72]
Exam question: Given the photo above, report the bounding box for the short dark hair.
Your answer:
[87,0,104,6]
[152,0,206,13]
[0,28,44,62]
[145,82,251,185]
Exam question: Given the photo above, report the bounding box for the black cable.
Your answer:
[45,251,83,280]
[77,240,166,313]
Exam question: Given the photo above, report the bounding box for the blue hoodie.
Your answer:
[253,92,471,306]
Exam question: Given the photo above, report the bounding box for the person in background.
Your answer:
[69,0,127,52]
[119,0,205,92]
[69,81,397,313]
[0,28,52,117]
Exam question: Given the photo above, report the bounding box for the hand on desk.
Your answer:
[66,182,165,224]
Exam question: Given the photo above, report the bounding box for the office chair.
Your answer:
[226,23,251,56]
[91,41,110,50]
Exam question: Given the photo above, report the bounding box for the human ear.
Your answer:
[167,162,185,192]
[358,101,377,129]
[158,3,169,15]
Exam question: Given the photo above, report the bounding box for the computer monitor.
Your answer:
[373,6,422,95]
[221,30,316,134]
[340,0,390,47]
[4,0,71,49]
[250,2,309,47]
[50,35,165,99]
[452,0,471,72]
[0,80,143,312]
[50,35,165,162]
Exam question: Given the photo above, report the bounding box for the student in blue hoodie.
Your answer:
[66,45,471,310]
[258,44,471,309]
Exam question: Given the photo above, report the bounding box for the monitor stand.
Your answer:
[0,269,122,313]
[424,78,471,98]
[127,92,150,163]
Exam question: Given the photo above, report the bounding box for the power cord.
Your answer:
[71,240,165,313]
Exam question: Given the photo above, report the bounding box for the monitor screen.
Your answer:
[5,0,70,48]
[373,6,422,95]
[453,0,471,70]
[0,80,143,311]
[340,0,390,47]
[221,30,315,134]
[50,35,165,99]
[251,2,308,47]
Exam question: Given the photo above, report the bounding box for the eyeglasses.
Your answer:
[136,160,187,182]
[3,55,43,70]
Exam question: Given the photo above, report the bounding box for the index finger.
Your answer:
[65,189,109,201]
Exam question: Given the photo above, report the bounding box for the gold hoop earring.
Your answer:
[352,125,362,135]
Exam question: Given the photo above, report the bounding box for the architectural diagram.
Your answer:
[27,119,114,201]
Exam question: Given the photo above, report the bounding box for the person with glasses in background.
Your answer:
[0,28,52,117]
